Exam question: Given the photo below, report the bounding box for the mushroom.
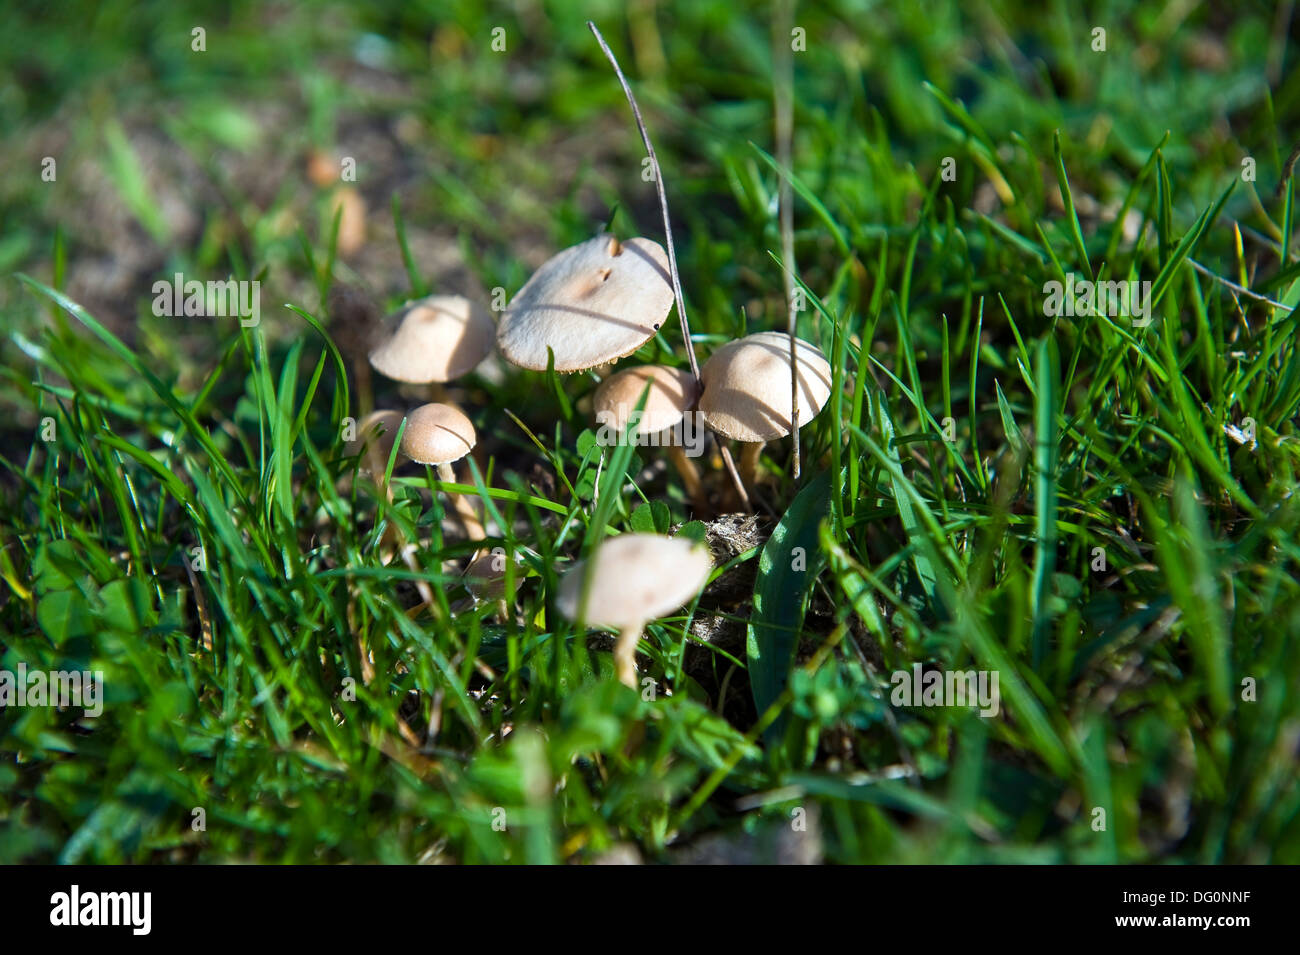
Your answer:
[556,533,712,688]
[462,550,510,605]
[496,233,675,374]
[327,185,367,258]
[456,547,530,621]
[698,331,832,490]
[398,402,484,539]
[327,282,383,417]
[369,295,495,388]
[592,365,705,508]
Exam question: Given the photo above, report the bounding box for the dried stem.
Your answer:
[719,443,752,511]
[775,0,800,480]
[1188,258,1289,310]
[588,21,701,387]
[589,21,752,511]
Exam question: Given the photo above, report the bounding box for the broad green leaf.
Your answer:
[748,470,833,732]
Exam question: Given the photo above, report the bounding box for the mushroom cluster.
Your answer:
[346,218,833,690]
[487,233,833,684]
[491,232,833,503]
[331,23,841,694]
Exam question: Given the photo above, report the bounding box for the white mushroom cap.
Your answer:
[592,365,695,435]
[398,402,477,466]
[496,234,674,373]
[699,331,832,443]
[344,409,406,474]
[369,295,495,383]
[556,533,712,628]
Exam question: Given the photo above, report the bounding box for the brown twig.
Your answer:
[775,0,800,481]
[588,21,701,386]
[1188,258,1289,310]
[589,20,752,510]
[719,443,752,511]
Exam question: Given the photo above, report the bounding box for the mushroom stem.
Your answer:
[613,624,644,688]
[436,462,485,540]
[667,444,706,510]
[738,441,765,490]
[354,358,374,418]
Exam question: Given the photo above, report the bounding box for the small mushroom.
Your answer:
[457,548,529,620]
[327,283,384,417]
[462,550,510,604]
[557,533,712,688]
[327,185,367,257]
[592,365,705,508]
[369,295,495,386]
[496,233,674,373]
[306,148,340,188]
[698,331,832,490]
[399,402,484,539]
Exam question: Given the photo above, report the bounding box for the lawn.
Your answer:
[1,0,1297,864]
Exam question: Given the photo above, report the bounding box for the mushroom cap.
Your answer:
[463,552,506,601]
[556,533,712,628]
[496,234,674,373]
[369,295,495,383]
[462,549,524,601]
[592,365,695,435]
[399,402,477,466]
[345,409,406,474]
[699,331,833,443]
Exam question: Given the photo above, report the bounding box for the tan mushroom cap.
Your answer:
[699,331,833,443]
[592,365,695,435]
[556,533,712,628]
[496,234,674,373]
[345,409,406,474]
[398,402,477,466]
[369,295,495,383]
[463,551,508,601]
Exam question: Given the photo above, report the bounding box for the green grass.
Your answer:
[1,0,1298,863]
